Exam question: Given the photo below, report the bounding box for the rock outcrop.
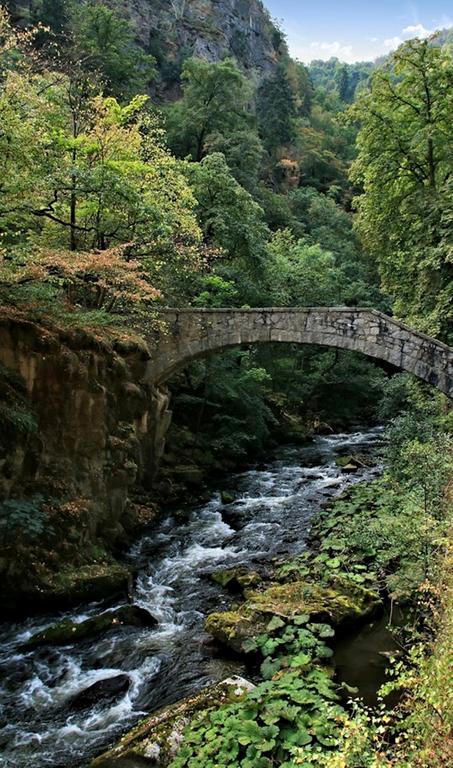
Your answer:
[0,311,171,612]
[7,0,284,98]
[124,0,284,95]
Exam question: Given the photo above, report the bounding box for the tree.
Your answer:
[257,64,297,153]
[67,0,156,99]
[0,245,161,311]
[335,64,350,101]
[351,39,453,341]
[1,78,200,255]
[187,153,269,274]
[166,57,252,162]
[264,229,344,307]
[204,129,264,192]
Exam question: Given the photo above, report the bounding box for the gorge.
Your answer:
[0,1,452,766]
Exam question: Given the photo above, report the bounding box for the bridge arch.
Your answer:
[144,308,453,397]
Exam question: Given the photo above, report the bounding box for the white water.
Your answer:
[0,428,383,767]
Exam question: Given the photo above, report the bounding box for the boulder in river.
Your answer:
[208,567,262,592]
[335,454,376,472]
[69,674,130,711]
[24,605,158,648]
[220,490,235,505]
[90,676,255,767]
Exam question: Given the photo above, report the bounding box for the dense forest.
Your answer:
[0,2,452,767]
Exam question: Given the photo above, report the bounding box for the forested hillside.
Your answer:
[0,3,452,766]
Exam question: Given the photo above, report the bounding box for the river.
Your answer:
[0,428,384,768]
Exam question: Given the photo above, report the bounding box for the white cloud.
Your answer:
[402,23,433,38]
[304,40,356,63]
[382,36,404,52]
[285,17,452,65]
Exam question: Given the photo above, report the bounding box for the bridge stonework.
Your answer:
[144,308,453,397]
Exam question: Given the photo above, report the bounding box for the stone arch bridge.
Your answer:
[143,308,453,397]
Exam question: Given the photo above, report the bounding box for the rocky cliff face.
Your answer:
[8,0,284,97]
[0,312,171,612]
[127,0,283,73]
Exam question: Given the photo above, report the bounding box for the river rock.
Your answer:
[208,567,262,592]
[69,674,131,711]
[205,579,381,654]
[171,465,205,487]
[335,454,376,471]
[90,677,255,768]
[220,490,235,505]
[24,605,158,648]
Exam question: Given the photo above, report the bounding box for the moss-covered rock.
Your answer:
[90,676,254,767]
[171,465,205,487]
[26,561,132,612]
[208,567,262,591]
[335,454,376,470]
[205,579,381,654]
[220,490,235,505]
[24,605,157,648]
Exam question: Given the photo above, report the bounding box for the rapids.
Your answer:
[0,428,383,767]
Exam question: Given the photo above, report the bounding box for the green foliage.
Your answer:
[170,351,276,463]
[351,39,453,341]
[67,0,156,99]
[166,57,253,162]
[0,495,47,543]
[170,669,347,768]
[0,361,37,435]
[308,427,452,604]
[309,58,374,103]
[245,617,335,680]
[186,153,269,272]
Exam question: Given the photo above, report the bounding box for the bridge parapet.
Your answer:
[142,308,453,397]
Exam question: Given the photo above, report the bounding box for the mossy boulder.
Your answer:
[30,561,132,612]
[171,465,204,487]
[246,579,380,624]
[90,676,254,767]
[209,567,262,592]
[220,490,235,505]
[335,454,376,471]
[24,605,157,648]
[205,579,381,654]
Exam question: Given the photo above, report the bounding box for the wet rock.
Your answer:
[336,454,376,472]
[205,579,381,654]
[91,677,255,767]
[70,674,130,711]
[220,490,235,505]
[208,567,262,592]
[220,507,243,530]
[171,465,205,487]
[24,605,158,648]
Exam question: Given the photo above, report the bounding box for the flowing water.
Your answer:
[0,428,384,768]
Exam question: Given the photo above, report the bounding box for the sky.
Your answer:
[264,1,453,63]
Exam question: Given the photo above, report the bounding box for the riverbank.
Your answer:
[92,410,452,768]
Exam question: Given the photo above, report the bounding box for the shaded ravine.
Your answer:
[0,428,384,768]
